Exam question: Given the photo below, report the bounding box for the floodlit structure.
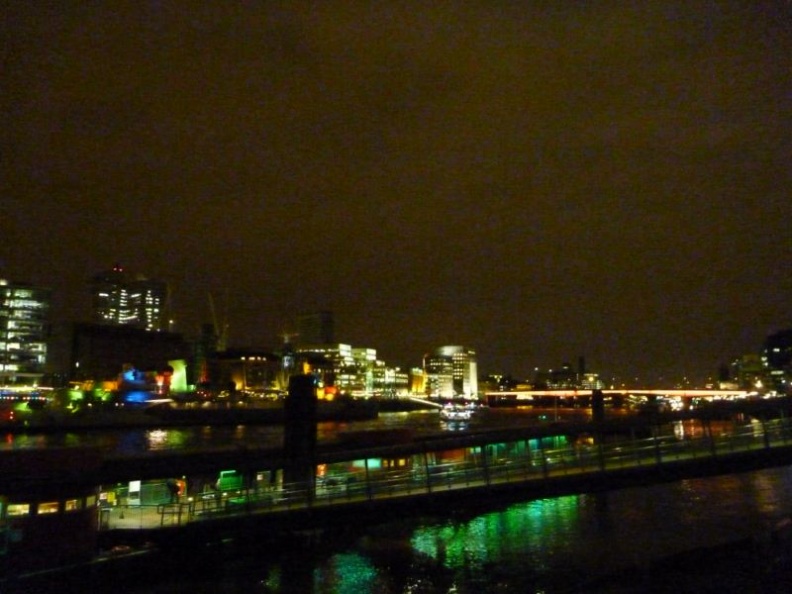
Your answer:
[0,279,51,384]
[425,346,478,399]
[292,342,409,397]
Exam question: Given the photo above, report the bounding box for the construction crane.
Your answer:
[208,291,229,352]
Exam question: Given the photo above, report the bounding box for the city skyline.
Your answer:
[3,2,790,385]
[2,267,786,389]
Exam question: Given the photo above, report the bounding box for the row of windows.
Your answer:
[0,356,45,366]
[3,495,97,517]
[0,300,48,310]
[0,340,47,348]
[2,310,47,321]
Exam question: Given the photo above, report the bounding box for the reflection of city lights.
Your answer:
[673,420,692,440]
[146,429,168,449]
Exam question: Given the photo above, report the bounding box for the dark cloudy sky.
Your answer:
[3,1,791,385]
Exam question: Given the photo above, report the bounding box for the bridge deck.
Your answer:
[97,415,792,535]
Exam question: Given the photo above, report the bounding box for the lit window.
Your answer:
[38,501,59,514]
[85,495,97,507]
[64,499,80,511]
[8,503,30,516]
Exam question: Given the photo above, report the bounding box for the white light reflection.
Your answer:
[146,429,168,450]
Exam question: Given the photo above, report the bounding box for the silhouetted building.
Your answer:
[533,363,604,390]
[202,348,283,394]
[535,363,578,389]
[66,322,189,383]
[296,311,334,345]
[730,353,766,391]
[0,279,51,384]
[90,264,168,331]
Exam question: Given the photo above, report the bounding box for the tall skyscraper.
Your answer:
[90,264,168,331]
[0,279,51,383]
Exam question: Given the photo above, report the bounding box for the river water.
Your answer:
[0,407,600,454]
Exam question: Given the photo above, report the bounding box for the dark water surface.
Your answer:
[106,465,792,594]
[1,407,594,454]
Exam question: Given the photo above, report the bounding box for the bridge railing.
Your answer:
[101,415,792,530]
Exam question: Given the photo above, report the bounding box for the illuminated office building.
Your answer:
[0,279,51,383]
[425,346,478,399]
[424,353,454,398]
[291,312,411,396]
[90,264,168,331]
[763,329,792,393]
[293,342,409,397]
[294,343,356,392]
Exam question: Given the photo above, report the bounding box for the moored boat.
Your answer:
[439,403,474,422]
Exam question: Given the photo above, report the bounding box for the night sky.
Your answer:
[3,2,791,385]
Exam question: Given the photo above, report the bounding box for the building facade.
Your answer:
[424,346,478,399]
[0,279,51,384]
[763,329,792,393]
[90,264,168,331]
[202,348,283,395]
[291,342,410,397]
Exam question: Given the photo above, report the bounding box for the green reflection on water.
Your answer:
[412,495,581,575]
[317,553,380,594]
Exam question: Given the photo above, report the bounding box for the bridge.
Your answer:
[485,388,751,406]
[83,401,792,545]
